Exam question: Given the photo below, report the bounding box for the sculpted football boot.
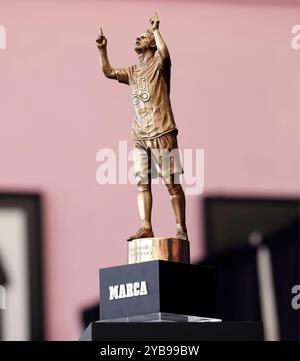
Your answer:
[127,227,154,242]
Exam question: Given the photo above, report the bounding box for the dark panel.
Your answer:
[0,192,44,340]
[80,321,263,341]
[204,196,299,254]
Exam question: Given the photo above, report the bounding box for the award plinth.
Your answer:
[99,237,220,322]
[99,260,218,322]
[79,237,263,341]
[128,237,190,264]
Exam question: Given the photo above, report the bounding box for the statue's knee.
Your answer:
[166,183,182,196]
[138,183,151,192]
[136,173,151,192]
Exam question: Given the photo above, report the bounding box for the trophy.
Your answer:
[79,14,264,341]
[94,13,219,323]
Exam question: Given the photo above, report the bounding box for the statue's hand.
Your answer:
[150,12,160,31]
[96,28,107,50]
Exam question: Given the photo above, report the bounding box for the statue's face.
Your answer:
[135,31,155,53]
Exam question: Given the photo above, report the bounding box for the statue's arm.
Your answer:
[96,28,117,79]
[99,48,117,79]
[150,13,171,62]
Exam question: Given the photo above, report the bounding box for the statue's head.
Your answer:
[135,30,157,54]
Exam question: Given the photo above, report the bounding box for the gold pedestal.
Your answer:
[128,237,190,264]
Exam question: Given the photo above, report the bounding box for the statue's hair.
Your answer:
[146,29,157,52]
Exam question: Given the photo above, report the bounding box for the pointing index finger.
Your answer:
[100,27,103,36]
[155,11,159,20]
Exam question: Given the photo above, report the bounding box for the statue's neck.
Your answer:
[138,50,154,64]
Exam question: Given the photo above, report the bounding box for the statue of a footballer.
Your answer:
[96,13,188,242]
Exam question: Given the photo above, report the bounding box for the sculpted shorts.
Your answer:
[133,130,184,179]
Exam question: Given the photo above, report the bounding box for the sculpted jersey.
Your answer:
[115,54,178,140]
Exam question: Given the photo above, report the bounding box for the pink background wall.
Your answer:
[0,0,299,340]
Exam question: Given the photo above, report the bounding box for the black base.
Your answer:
[80,322,263,341]
[99,260,215,320]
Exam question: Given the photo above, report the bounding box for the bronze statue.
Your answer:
[96,13,188,242]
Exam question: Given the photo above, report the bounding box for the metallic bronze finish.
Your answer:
[97,13,188,242]
[128,237,190,264]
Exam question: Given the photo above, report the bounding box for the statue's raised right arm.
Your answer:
[96,27,117,80]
